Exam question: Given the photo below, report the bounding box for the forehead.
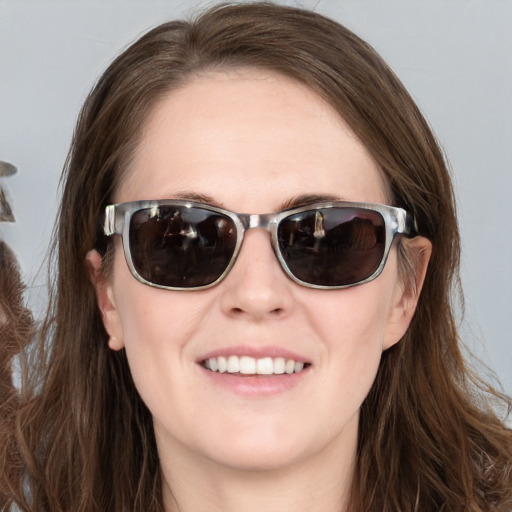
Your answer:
[118,68,389,209]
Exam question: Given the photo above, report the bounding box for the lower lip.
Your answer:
[199,366,310,397]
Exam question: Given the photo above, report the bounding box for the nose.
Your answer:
[218,228,295,321]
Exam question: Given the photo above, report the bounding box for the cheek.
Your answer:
[109,255,201,407]
[306,269,398,402]
[308,281,394,355]
[111,244,202,346]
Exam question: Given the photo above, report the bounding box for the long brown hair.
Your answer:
[2,3,511,511]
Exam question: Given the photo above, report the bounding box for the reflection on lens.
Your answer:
[129,206,237,287]
[277,207,385,286]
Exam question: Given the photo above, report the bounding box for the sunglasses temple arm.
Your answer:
[104,205,117,236]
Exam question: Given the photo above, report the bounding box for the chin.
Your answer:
[207,445,305,473]
[194,423,324,474]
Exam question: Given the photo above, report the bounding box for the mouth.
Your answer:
[200,355,311,376]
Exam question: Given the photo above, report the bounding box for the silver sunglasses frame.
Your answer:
[103,199,415,291]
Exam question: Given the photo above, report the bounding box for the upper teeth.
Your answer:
[203,356,305,375]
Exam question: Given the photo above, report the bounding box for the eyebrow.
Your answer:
[280,193,344,210]
[165,191,344,211]
[172,191,222,206]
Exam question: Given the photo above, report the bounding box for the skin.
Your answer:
[87,68,431,512]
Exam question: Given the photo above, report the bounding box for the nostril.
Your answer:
[228,306,285,319]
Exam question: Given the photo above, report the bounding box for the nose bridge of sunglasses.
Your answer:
[233,213,284,275]
[244,212,276,230]
[236,213,278,251]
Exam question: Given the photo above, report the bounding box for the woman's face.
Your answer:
[89,68,423,474]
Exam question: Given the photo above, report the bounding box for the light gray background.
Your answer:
[1,0,511,394]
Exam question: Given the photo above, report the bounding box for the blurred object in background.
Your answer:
[0,161,17,222]
[0,160,29,390]
[0,239,34,510]
[0,162,33,506]
[0,239,32,376]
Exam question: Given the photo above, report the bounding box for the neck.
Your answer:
[159,427,357,512]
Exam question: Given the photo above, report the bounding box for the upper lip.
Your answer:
[196,345,310,364]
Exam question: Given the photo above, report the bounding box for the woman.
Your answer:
[1,3,511,511]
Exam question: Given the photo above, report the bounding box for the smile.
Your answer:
[202,355,309,375]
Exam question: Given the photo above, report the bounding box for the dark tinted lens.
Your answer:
[129,206,237,288]
[277,207,386,286]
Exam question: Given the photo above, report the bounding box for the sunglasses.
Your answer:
[102,200,415,290]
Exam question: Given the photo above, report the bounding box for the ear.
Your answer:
[383,236,432,350]
[85,249,125,351]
